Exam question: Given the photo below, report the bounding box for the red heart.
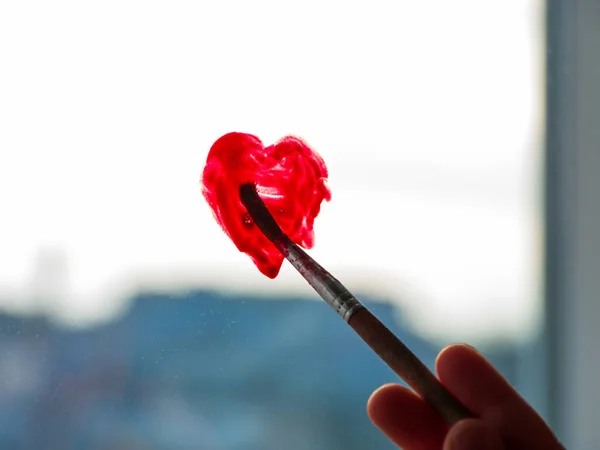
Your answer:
[201,132,331,278]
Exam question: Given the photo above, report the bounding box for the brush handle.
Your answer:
[348,307,474,424]
[279,238,474,423]
[239,183,473,423]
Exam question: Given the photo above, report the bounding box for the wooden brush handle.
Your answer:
[348,307,474,424]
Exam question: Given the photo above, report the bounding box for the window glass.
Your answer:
[0,1,546,448]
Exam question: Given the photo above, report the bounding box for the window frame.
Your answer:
[545,0,600,447]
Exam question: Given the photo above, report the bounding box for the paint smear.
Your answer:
[201,132,331,278]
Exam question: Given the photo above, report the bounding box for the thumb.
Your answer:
[444,419,504,450]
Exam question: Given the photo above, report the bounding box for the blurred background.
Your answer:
[0,0,598,449]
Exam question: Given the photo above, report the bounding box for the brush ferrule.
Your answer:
[239,183,364,321]
[330,291,364,322]
[282,238,365,322]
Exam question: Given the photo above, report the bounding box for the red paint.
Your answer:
[201,132,331,278]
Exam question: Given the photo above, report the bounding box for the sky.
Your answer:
[0,0,544,344]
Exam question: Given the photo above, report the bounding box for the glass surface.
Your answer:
[0,1,546,448]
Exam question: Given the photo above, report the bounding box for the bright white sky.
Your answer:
[0,0,543,344]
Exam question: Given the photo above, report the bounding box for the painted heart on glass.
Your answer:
[201,132,331,278]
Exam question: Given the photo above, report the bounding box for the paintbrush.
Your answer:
[239,182,474,424]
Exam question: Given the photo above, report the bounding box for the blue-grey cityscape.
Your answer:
[0,289,518,449]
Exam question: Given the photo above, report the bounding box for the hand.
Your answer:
[367,344,565,449]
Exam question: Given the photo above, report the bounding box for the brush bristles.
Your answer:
[239,183,284,243]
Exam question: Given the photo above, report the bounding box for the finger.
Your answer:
[443,419,504,450]
[436,344,563,449]
[436,344,523,412]
[368,383,448,450]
